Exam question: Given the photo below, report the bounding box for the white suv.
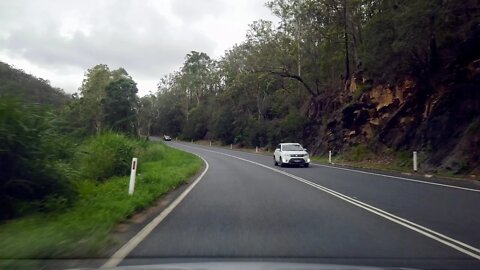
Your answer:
[274,143,310,167]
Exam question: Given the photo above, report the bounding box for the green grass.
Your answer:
[311,148,410,173]
[345,145,370,162]
[0,142,202,268]
[310,147,479,181]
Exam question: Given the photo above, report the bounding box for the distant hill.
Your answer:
[0,61,70,106]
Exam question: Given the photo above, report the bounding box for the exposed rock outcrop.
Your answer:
[309,61,479,174]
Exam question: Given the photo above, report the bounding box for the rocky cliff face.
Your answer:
[309,31,480,175]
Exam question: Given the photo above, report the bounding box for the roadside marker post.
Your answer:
[256,146,258,153]
[128,158,138,195]
[329,150,332,164]
[413,151,418,172]
[230,144,233,149]
[210,141,212,146]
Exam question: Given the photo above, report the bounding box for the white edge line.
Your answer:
[313,163,480,193]
[102,156,209,268]
[177,143,480,260]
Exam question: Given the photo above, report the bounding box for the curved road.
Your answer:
[117,141,480,269]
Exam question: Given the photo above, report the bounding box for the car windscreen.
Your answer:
[282,145,303,151]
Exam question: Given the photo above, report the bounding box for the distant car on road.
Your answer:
[274,143,310,167]
[163,135,172,141]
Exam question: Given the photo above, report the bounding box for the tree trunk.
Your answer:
[95,119,101,135]
[147,120,151,137]
[343,0,350,81]
[185,88,190,121]
[429,16,439,71]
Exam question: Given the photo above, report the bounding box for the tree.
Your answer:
[78,64,111,134]
[103,77,139,135]
[137,94,157,137]
[358,0,480,82]
[70,65,139,136]
[181,51,215,107]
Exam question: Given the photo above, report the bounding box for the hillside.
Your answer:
[308,26,480,174]
[0,61,69,106]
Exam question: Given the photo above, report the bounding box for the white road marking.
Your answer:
[102,156,209,268]
[175,143,480,260]
[312,163,480,193]
[183,142,480,193]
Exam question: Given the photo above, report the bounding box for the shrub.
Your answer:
[77,132,142,181]
[0,97,76,219]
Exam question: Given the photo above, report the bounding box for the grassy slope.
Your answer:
[311,150,480,181]
[0,142,202,266]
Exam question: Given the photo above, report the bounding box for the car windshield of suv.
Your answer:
[282,145,303,151]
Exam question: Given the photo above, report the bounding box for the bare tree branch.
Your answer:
[252,68,317,97]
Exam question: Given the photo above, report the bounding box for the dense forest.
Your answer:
[138,0,480,173]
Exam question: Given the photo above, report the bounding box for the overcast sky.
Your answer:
[0,0,278,96]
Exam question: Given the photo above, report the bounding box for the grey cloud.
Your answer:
[171,0,227,20]
[0,0,277,94]
[0,0,216,78]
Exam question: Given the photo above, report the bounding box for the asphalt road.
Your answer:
[117,141,480,269]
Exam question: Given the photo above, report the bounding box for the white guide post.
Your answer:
[413,151,418,172]
[128,158,138,195]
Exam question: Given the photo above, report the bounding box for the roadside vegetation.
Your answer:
[310,147,479,181]
[0,63,203,268]
[1,65,146,220]
[311,147,420,172]
[0,139,202,268]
